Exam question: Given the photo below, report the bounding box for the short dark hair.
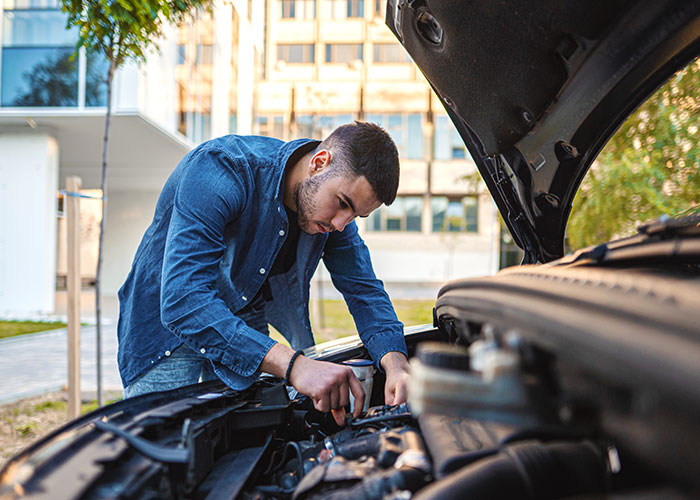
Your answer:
[319,121,400,205]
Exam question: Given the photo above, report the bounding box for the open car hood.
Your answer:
[387,0,700,263]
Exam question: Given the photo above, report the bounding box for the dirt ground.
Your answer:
[0,390,110,470]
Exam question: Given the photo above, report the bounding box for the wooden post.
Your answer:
[66,176,81,419]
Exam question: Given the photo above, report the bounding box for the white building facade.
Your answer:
[0,0,499,316]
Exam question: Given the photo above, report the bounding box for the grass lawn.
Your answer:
[0,391,122,468]
[0,320,67,340]
[271,299,435,345]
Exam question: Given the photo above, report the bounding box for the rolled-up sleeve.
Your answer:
[322,222,407,368]
[160,148,276,381]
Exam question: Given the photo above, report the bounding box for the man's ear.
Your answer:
[308,150,331,176]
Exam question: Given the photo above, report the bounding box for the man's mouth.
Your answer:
[317,223,331,233]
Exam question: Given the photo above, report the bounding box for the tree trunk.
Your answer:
[95,60,116,407]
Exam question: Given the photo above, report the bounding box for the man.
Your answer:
[117,122,409,425]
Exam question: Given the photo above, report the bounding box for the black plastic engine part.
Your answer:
[413,440,608,500]
[418,413,518,477]
[416,342,470,372]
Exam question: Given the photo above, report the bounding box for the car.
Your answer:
[2,1,699,498]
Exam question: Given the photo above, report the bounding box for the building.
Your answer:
[0,0,498,316]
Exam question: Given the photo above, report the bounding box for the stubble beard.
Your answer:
[293,174,324,234]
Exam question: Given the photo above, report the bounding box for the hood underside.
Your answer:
[387,0,700,262]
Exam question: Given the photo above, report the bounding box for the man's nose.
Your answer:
[331,212,355,232]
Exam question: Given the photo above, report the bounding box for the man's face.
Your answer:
[294,170,382,235]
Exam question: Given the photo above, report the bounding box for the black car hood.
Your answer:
[387,0,700,263]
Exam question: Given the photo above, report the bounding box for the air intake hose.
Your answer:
[413,440,608,500]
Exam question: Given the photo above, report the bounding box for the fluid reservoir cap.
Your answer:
[342,359,374,366]
[416,342,469,371]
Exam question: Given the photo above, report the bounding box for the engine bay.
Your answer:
[234,337,622,500]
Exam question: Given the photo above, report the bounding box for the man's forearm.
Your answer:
[260,343,295,378]
[380,350,409,371]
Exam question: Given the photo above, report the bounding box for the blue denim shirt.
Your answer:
[117,135,407,390]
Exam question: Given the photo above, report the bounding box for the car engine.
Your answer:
[235,338,624,500]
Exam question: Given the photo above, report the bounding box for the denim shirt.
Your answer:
[117,135,407,390]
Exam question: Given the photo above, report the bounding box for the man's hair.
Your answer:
[319,121,400,205]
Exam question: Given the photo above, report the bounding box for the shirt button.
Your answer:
[200,348,206,354]
[242,296,248,301]
[279,229,285,236]
[259,268,266,274]
[165,350,171,356]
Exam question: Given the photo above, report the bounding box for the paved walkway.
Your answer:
[0,291,122,403]
[0,325,122,403]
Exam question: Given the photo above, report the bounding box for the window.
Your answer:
[365,113,424,159]
[1,5,80,106]
[277,43,315,63]
[256,115,285,137]
[325,43,362,63]
[434,115,468,160]
[179,109,211,143]
[281,0,295,17]
[229,113,237,134]
[323,0,362,19]
[296,114,352,139]
[432,196,478,233]
[177,44,187,64]
[177,83,212,143]
[1,2,108,107]
[373,0,384,17]
[373,43,410,63]
[346,0,363,18]
[3,1,60,7]
[280,0,316,19]
[367,196,423,232]
[196,44,213,64]
[85,53,109,106]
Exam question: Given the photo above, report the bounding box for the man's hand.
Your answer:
[262,344,364,426]
[380,351,410,405]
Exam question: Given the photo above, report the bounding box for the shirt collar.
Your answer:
[274,138,322,201]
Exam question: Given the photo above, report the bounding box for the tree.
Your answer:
[567,57,700,249]
[61,0,212,405]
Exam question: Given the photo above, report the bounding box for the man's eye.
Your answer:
[339,199,348,209]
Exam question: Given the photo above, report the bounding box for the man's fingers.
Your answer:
[331,407,346,426]
[314,395,329,413]
[385,386,395,406]
[330,385,340,411]
[339,381,350,409]
[348,371,366,418]
[393,382,407,406]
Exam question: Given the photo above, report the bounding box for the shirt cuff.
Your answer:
[221,324,277,377]
[362,330,408,372]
